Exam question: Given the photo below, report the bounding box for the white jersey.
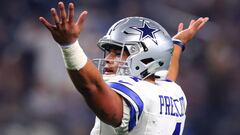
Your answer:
[91,75,187,135]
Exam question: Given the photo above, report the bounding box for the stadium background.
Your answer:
[0,0,240,134]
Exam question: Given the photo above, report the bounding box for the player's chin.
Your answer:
[104,71,115,75]
[103,67,116,75]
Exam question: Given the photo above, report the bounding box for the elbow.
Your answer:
[75,83,99,97]
[75,79,108,97]
[99,111,122,127]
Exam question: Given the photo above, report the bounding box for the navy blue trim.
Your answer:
[172,122,181,135]
[165,79,173,82]
[108,82,144,130]
[108,82,144,117]
[130,76,141,82]
[124,100,137,131]
[118,80,133,85]
[172,39,185,52]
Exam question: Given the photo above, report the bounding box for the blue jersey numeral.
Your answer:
[172,122,181,135]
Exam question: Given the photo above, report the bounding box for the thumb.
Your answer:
[76,11,88,27]
[178,23,184,32]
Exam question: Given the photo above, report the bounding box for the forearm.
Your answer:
[167,17,209,81]
[167,45,182,81]
[67,60,105,95]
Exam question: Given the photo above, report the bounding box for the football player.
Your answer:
[39,2,208,135]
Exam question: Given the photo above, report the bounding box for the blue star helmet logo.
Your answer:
[131,21,160,44]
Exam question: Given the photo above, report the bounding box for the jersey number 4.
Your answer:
[172,122,181,135]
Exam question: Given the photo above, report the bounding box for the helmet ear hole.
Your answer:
[159,61,164,66]
[141,58,154,65]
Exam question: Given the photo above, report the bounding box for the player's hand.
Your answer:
[39,2,88,45]
[173,17,209,44]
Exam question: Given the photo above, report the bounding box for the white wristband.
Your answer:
[61,40,88,70]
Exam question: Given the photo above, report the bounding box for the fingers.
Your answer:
[178,23,184,32]
[39,17,54,31]
[76,11,88,27]
[68,3,74,23]
[50,8,60,27]
[189,19,195,27]
[190,17,204,31]
[197,17,209,30]
[50,2,75,26]
[58,2,67,25]
[41,2,88,32]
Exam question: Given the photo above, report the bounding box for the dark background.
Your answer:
[0,0,240,134]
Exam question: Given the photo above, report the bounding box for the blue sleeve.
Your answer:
[108,82,144,131]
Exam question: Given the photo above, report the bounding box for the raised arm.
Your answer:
[167,17,209,81]
[39,2,123,127]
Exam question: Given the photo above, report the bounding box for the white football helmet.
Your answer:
[94,17,173,79]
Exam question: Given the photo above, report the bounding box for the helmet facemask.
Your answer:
[93,42,131,76]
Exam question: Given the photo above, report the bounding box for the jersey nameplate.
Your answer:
[159,95,185,117]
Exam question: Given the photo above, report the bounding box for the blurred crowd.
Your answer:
[0,0,240,135]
